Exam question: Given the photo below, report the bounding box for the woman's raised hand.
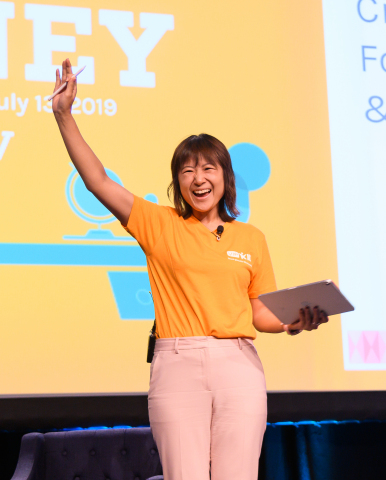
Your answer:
[52,58,77,116]
[284,306,329,336]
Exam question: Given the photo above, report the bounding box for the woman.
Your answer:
[52,59,329,480]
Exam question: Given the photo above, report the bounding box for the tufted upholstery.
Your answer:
[11,428,163,480]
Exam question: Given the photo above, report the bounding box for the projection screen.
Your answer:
[1,0,385,395]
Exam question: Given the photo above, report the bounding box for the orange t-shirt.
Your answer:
[122,195,276,339]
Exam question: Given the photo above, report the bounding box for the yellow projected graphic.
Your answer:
[0,0,384,394]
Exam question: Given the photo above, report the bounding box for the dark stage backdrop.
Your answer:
[1,392,386,480]
[2,421,386,480]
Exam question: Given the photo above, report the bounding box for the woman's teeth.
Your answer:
[193,189,211,197]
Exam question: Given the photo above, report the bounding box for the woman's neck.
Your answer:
[192,207,224,231]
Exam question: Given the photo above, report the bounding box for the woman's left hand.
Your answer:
[284,306,329,336]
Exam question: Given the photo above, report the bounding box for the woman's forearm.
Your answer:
[250,298,284,333]
[253,312,284,333]
[54,112,107,191]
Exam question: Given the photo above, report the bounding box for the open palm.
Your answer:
[52,58,77,116]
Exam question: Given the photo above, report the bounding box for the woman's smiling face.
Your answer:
[178,155,225,217]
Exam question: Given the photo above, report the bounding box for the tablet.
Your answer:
[258,280,354,325]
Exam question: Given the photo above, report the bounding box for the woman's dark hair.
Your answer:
[167,134,240,222]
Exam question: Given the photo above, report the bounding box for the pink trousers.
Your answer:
[148,336,267,480]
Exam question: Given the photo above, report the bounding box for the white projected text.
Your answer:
[0,2,174,88]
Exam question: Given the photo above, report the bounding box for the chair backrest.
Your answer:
[42,428,161,480]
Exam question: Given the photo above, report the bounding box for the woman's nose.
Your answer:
[194,170,204,183]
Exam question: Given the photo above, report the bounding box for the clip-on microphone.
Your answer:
[216,225,224,241]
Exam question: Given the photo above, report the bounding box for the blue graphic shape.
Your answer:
[229,143,271,223]
[108,271,154,319]
[66,166,122,224]
[144,193,158,204]
[63,229,133,241]
[0,244,146,266]
[64,166,131,240]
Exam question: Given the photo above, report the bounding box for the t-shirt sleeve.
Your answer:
[248,233,277,298]
[121,195,170,256]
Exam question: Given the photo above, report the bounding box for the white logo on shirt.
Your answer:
[227,251,252,265]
